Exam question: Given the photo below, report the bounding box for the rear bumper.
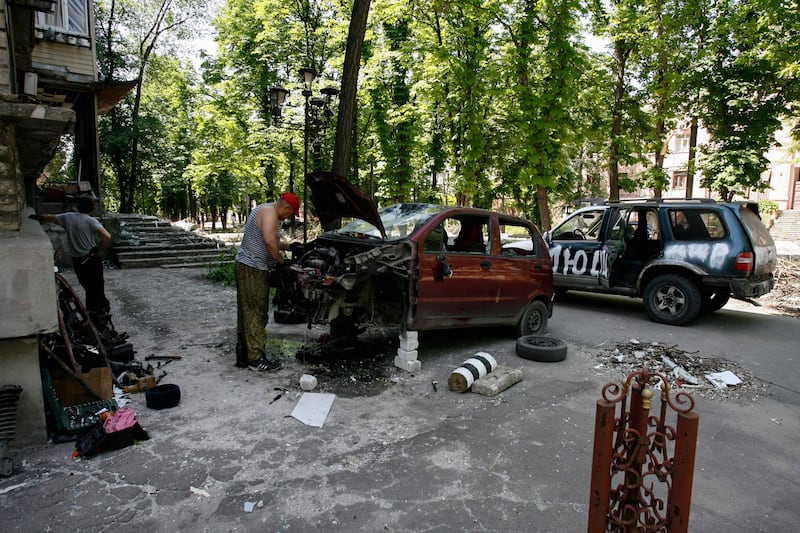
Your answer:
[731,275,775,298]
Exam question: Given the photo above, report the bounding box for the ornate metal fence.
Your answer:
[588,367,699,532]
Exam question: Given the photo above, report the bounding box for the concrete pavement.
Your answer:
[1,267,798,532]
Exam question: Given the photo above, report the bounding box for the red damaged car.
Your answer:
[276,172,554,337]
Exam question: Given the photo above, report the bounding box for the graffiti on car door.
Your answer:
[550,244,610,278]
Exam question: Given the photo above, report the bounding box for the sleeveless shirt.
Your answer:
[235,203,279,271]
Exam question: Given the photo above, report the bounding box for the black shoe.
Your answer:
[248,357,282,372]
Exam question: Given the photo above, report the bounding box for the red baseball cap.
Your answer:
[280,192,300,216]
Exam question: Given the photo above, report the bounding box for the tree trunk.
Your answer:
[331,0,371,180]
[687,116,698,199]
[536,186,552,231]
[608,40,628,203]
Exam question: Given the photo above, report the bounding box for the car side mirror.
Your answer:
[543,230,552,244]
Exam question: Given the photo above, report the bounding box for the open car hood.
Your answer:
[306,171,386,239]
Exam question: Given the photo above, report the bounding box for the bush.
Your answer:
[758,199,779,218]
[206,247,237,286]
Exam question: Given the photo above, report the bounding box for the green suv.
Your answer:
[544,199,777,326]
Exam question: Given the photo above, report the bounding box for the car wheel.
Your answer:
[516,300,549,337]
[700,290,730,314]
[643,274,701,326]
[515,336,567,362]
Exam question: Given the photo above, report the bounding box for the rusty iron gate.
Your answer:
[588,367,699,532]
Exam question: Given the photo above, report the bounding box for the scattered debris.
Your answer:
[243,500,263,512]
[593,340,770,402]
[758,258,800,318]
[190,486,210,498]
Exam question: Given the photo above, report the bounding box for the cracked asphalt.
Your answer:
[1,267,797,532]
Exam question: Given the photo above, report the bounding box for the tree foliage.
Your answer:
[92,0,799,227]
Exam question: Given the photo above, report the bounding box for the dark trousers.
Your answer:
[72,254,110,317]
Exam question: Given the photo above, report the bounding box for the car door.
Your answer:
[599,207,629,288]
[493,216,552,317]
[414,213,496,325]
[548,208,608,289]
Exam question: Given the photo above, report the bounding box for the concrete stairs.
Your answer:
[110,214,233,269]
[770,209,800,242]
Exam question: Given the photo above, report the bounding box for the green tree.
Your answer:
[694,0,799,201]
[96,0,205,213]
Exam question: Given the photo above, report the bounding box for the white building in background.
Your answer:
[621,123,799,210]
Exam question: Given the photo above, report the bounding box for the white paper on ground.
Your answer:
[290,392,336,427]
[705,370,742,389]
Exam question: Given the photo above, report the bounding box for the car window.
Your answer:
[422,223,447,253]
[336,203,445,241]
[500,218,538,256]
[668,209,726,240]
[626,209,660,241]
[739,206,772,246]
[552,209,604,241]
[444,216,490,254]
[608,209,629,240]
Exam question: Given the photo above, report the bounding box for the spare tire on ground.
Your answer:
[515,336,567,362]
[145,384,181,410]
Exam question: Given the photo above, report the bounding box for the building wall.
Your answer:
[32,40,96,81]
[0,210,56,447]
[620,124,797,209]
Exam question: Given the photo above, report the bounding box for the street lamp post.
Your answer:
[299,67,316,244]
[270,68,338,244]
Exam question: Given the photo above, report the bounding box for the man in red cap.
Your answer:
[234,192,299,371]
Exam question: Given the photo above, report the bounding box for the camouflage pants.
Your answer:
[235,261,272,364]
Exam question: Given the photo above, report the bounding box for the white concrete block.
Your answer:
[400,331,418,342]
[396,347,419,361]
[399,331,419,351]
[394,356,422,372]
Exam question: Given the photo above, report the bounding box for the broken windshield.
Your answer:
[335,204,446,241]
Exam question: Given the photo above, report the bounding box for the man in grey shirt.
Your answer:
[31,196,112,324]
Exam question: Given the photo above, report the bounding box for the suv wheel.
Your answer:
[643,274,701,326]
[516,300,549,336]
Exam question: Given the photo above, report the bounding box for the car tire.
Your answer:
[516,300,549,336]
[515,336,567,362]
[643,274,701,326]
[145,384,181,410]
[700,290,730,314]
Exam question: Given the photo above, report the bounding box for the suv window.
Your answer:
[552,209,604,241]
[668,209,727,240]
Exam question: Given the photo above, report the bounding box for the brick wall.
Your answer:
[0,122,22,231]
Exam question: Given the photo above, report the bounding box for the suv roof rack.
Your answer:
[607,197,718,205]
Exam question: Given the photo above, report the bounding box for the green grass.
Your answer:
[205,247,237,286]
